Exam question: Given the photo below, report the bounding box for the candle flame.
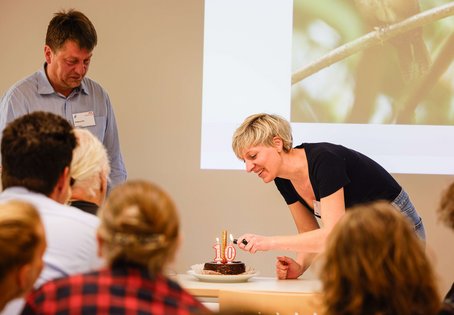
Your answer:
[229,234,234,242]
[216,237,219,243]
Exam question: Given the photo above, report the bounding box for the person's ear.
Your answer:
[16,263,32,293]
[99,172,108,201]
[44,45,53,64]
[55,166,71,192]
[273,137,283,152]
[96,231,104,258]
[49,166,71,204]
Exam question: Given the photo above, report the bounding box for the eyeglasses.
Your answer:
[70,177,76,187]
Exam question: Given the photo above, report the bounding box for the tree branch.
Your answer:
[395,31,454,124]
[291,2,454,85]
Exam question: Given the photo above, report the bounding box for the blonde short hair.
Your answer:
[97,180,180,275]
[321,201,440,315]
[0,200,43,280]
[70,128,110,197]
[232,113,293,159]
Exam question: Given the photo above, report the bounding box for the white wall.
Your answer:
[1,0,453,295]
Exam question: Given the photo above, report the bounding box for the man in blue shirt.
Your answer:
[0,9,126,189]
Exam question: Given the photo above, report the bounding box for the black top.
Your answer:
[69,200,99,216]
[274,142,401,215]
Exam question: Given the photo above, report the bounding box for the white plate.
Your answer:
[187,270,259,283]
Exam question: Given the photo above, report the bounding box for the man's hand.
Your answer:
[276,256,303,280]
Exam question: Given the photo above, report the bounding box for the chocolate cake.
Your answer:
[203,261,246,275]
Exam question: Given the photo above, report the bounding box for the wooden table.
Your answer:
[176,273,322,298]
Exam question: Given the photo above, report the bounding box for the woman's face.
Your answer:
[242,143,282,183]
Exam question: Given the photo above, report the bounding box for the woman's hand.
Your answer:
[237,233,273,253]
[275,256,303,279]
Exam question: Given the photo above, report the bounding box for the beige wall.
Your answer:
[1,0,453,294]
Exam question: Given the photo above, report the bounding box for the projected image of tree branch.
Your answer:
[291,0,454,125]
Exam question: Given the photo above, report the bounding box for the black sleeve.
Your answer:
[274,177,298,205]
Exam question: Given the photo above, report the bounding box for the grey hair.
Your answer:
[70,128,110,197]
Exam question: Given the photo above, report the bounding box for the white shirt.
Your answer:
[0,187,103,284]
[0,187,104,315]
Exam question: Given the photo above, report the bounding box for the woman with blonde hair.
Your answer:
[233,113,424,279]
[22,180,209,315]
[69,128,110,215]
[320,201,440,315]
[0,200,46,312]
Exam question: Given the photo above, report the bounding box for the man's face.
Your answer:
[45,40,93,96]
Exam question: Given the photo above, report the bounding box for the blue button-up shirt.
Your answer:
[0,65,127,188]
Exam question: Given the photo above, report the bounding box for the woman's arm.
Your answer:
[237,188,346,253]
[276,202,320,279]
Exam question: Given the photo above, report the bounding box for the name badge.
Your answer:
[313,201,321,217]
[73,111,96,128]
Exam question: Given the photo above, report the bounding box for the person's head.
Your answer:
[320,201,440,315]
[44,9,97,96]
[70,128,110,206]
[97,180,180,275]
[1,111,77,202]
[0,200,46,310]
[438,182,454,230]
[232,113,293,183]
[232,113,293,159]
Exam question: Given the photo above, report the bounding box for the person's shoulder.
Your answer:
[60,203,100,226]
[304,142,333,156]
[36,196,100,228]
[307,142,352,156]
[305,142,338,150]
[35,270,100,295]
[81,76,109,94]
[150,274,186,295]
[1,71,41,97]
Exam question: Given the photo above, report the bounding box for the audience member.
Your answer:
[69,128,110,215]
[0,111,101,314]
[0,200,46,312]
[320,201,440,315]
[438,182,454,315]
[0,9,126,189]
[21,180,210,315]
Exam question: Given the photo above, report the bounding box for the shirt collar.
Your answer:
[37,63,89,96]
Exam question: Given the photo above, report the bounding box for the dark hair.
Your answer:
[46,9,97,52]
[1,111,77,196]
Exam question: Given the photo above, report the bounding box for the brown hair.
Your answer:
[438,182,454,230]
[46,9,97,52]
[320,201,440,315]
[0,200,43,280]
[97,180,180,275]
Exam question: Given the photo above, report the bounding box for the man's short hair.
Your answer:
[1,111,77,196]
[46,9,97,52]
